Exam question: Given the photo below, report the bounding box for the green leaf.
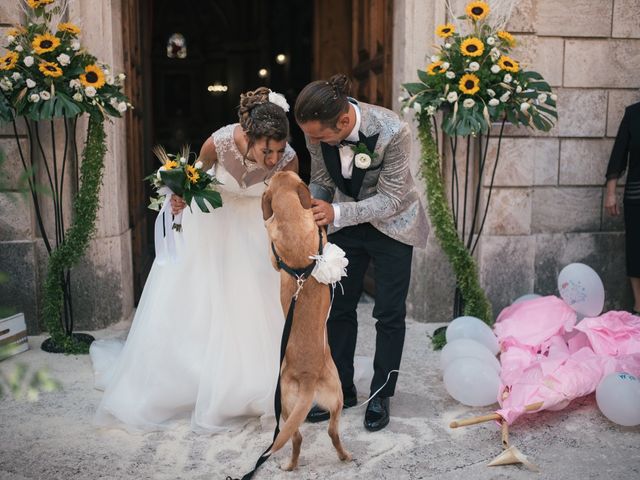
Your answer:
[159,169,186,196]
[403,82,428,96]
[417,69,432,84]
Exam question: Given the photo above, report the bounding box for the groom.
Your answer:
[294,74,428,431]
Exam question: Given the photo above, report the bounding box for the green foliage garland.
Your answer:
[42,114,106,353]
[417,115,492,349]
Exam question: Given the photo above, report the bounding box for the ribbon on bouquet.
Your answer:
[154,186,184,265]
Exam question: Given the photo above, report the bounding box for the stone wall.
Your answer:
[397,0,638,323]
[0,1,134,333]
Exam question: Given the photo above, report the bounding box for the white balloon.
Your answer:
[557,263,605,317]
[443,357,501,407]
[512,293,541,304]
[446,316,499,355]
[440,338,501,374]
[596,372,640,427]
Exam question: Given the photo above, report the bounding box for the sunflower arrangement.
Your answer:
[147,146,223,231]
[401,0,557,136]
[0,0,130,122]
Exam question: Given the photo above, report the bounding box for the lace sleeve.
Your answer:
[211,124,237,165]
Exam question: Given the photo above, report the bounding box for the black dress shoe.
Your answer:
[306,385,358,423]
[364,396,390,431]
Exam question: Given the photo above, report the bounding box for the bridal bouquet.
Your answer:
[147,146,222,262]
[401,0,557,136]
[0,0,130,122]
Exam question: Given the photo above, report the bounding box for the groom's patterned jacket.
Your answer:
[308,100,429,248]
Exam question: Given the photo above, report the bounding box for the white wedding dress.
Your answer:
[91,124,295,433]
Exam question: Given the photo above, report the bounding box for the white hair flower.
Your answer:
[268,90,290,112]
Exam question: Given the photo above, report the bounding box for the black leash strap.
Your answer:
[225,228,323,480]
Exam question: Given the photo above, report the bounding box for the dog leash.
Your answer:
[225,229,323,480]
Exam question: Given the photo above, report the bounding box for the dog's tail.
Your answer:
[268,382,316,455]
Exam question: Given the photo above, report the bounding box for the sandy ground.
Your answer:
[1,298,639,480]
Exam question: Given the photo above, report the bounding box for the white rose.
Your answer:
[268,90,290,112]
[413,102,422,113]
[24,56,34,67]
[71,40,80,51]
[15,45,23,52]
[487,89,496,97]
[0,79,12,92]
[118,73,126,81]
[430,55,439,62]
[440,62,450,71]
[537,93,548,103]
[490,48,501,60]
[85,86,97,97]
[520,102,530,112]
[503,73,513,83]
[444,43,452,49]
[56,53,71,66]
[11,72,21,81]
[516,85,523,93]
[551,94,558,101]
[117,101,127,113]
[26,78,36,88]
[426,105,437,116]
[447,91,458,103]
[72,92,83,102]
[469,62,480,72]
[491,64,501,74]
[29,93,40,103]
[487,36,496,45]
[7,35,15,43]
[69,79,82,90]
[194,161,203,169]
[500,92,511,102]
[445,71,456,79]
[488,98,500,107]
[179,156,187,164]
[354,153,372,169]
[39,91,51,100]
[463,98,475,109]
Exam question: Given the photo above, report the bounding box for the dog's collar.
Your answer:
[271,226,324,281]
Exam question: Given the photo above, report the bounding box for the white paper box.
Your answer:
[0,313,29,360]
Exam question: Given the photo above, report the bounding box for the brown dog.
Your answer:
[261,171,351,471]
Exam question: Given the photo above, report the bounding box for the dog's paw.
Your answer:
[339,451,352,462]
[280,461,297,472]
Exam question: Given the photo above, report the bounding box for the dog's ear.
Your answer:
[297,182,312,210]
[261,190,273,220]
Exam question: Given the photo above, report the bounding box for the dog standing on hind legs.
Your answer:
[261,171,351,471]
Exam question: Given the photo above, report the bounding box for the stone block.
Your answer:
[479,235,536,316]
[506,0,536,33]
[564,40,640,89]
[536,0,612,37]
[607,90,640,137]
[612,0,640,38]
[407,232,456,323]
[532,187,602,233]
[485,137,559,187]
[0,241,39,334]
[559,139,615,185]
[513,36,564,87]
[534,232,633,312]
[483,187,532,235]
[0,4,21,24]
[556,89,607,137]
[0,193,32,241]
[0,137,30,190]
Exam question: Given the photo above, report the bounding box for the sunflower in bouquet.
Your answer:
[401,1,557,136]
[0,0,130,122]
[147,146,223,232]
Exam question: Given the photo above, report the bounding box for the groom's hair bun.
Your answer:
[294,74,351,129]
[238,87,289,143]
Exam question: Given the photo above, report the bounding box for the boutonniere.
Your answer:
[351,142,378,169]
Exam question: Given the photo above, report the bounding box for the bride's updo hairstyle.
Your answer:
[238,87,289,155]
[294,74,351,130]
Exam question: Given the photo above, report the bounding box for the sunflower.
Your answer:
[459,73,481,95]
[460,37,484,57]
[427,61,443,75]
[163,160,179,170]
[6,27,25,38]
[39,61,63,78]
[186,165,200,184]
[436,23,455,38]
[498,55,519,72]
[58,23,81,36]
[497,30,516,46]
[79,64,106,89]
[32,33,61,55]
[27,0,54,8]
[0,52,19,71]
[466,1,490,21]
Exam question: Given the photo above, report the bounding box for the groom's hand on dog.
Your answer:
[311,199,334,226]
[170,195,187,215]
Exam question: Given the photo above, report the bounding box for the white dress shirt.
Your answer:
[333,102,361,227]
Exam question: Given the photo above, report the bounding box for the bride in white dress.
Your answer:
[91,87,298,433]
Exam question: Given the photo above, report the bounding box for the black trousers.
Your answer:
[327,223,413,398]
[624,202,640,277]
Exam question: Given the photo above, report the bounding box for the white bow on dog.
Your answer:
[309,242,348,285]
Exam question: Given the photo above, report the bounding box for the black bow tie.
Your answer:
[339,139,358,147]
